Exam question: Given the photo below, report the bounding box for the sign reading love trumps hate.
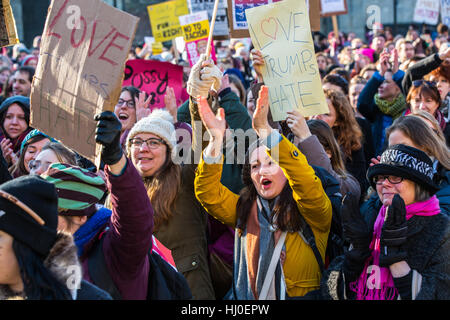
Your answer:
[30,0,139,162]
[245,0,328,121]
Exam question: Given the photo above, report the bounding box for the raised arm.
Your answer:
[94,111,153,299]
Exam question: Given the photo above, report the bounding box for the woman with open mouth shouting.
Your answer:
[194,85,332,300]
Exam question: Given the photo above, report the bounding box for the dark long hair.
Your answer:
[12,236,72,300]
[235,141,303,235]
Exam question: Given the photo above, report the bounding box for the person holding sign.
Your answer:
[194,85,332,299]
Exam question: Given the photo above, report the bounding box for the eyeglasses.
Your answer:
[0,190,45,225]
[373,175,404,185]
[28,160,52,173]
[116,99,135,108]
[413,80,436,87]
[130,137,165,149]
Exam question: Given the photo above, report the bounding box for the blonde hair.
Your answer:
[386,116,450,170]
[408,110,446,143]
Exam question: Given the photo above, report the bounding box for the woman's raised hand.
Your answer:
[250,49,265,82]
[197,96,226,143]
[252,85,272,139]
[135,91,152,121]
[286,109,312,141]
[164,86,178,122]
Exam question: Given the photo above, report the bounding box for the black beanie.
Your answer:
[0,175,58,257]
[367,144,439,194]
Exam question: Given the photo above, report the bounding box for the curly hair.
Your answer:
[324,89,362,159]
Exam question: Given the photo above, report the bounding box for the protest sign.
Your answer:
[30,0,138,162]
[147,0,190,43]
[0,0,19,48]
[245,0,328,121]
[188,0,229,39]
[442,0,450,27]
[319,0,348,17]
[413,0,440,25]
[123,59,184,110]
[179,11,217,66]
[227,0,320,38]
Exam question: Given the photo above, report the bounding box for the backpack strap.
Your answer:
[297,215,325,274]
[87,235,122,300]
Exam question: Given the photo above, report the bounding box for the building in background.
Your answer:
[9,0,447,50]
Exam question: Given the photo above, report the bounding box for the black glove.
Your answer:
[341,193,372,280]
[94,111,123,166]
[379,194,408,267]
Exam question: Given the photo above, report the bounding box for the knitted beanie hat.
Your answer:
[126,109,177,156]
[20,129,58,154]
[41,163,107,217]
[0,175,58,257]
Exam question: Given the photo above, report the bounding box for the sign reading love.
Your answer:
[245,0,328,121]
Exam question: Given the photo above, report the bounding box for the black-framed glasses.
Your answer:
[116,99,135,108]
[413,80,436,87]
[130,137,165,149]
[373,175,404,185]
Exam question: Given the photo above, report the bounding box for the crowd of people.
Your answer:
[0,21,449,300]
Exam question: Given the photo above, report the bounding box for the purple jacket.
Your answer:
[82,158,154,300]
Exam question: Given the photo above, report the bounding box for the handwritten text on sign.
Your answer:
[30,0,138,162]
[147,0,189,43]
[123,59,184,110]
[245,0,328,121]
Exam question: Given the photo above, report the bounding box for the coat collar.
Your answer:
[0,232,81,300]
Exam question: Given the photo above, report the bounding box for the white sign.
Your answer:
[320,0,346,15]
[413,0,440,25]
[188,0,229,37]
[442,0,450,27]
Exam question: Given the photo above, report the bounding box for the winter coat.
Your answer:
[434,164,450,217]
[401,52,443,97]
[357,70,405,156]
[80,158,154,300]
[194,132,332,298]
[321,194,450,300]
[295,134,361,204]
[0,233,112,300]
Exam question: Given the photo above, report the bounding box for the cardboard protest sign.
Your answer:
[227,0,320,38]
[0,0,19,48]
[123,59,184,110]
[319,0,348,17]
[179,11,217,66]
[245,0,328,121]
[147,0,190,43]
[188,0,229,39]
[413,0,440,25]
[442,0,450,27]
[30,0,138,162]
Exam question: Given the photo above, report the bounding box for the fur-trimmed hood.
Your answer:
[0,232,82,300]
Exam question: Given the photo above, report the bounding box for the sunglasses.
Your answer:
[413,80,436,87]
[0,190,45,225]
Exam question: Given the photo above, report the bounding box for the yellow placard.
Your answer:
[152,42,163,55]
[181,20,209,42]
[245,0,328,121]
[147,0,189,43]
[0,0,19,48]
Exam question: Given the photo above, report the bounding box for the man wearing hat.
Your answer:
[322,144,449,300]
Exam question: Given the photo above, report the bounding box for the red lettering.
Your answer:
[99,31,130,66]
[46,0,70,39]
[70,16,87,48]
[87,21,116,57]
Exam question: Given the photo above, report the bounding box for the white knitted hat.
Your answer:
[126,109,177,156]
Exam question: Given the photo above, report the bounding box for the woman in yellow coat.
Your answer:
[194,86,332,299]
